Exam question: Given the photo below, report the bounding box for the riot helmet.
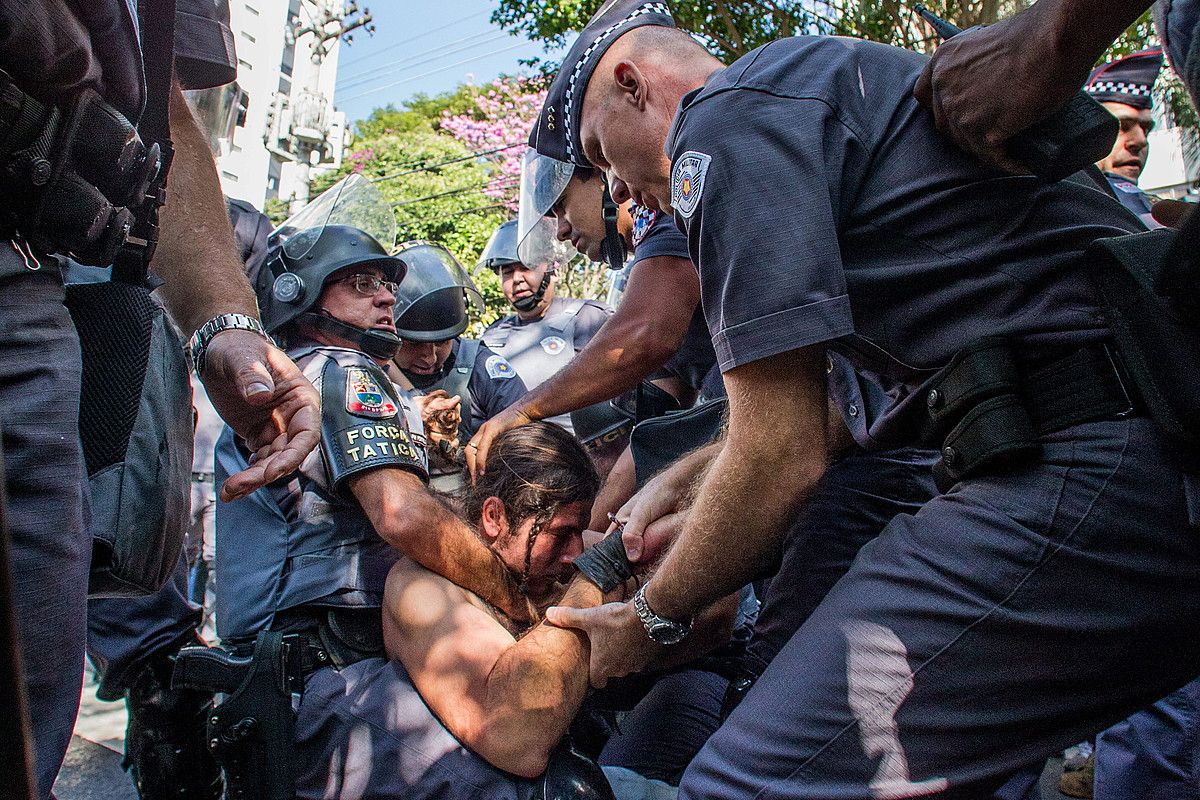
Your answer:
[517,148,627,273]
[478,219,523,271]
[479,219,558,313]
[393,241,484,342]
[258,174,406,359]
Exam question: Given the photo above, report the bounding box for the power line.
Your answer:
[338,10,479,70]
[397,202,511,234]
[390,176,518,209]
[340,40,531,104]
[337,29,508,90]
[368,143,526,185]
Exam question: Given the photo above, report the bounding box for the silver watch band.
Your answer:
[188,313,270,376]
[633,584,691,645]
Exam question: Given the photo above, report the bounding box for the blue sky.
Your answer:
[333,1,564,125]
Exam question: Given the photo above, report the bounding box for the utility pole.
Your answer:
[288,1,375,65]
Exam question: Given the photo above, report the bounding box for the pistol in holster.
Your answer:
[172,631,305,800]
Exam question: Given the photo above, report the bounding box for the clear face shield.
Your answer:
[183,83,246,156]
[516,148,579,268]
[272,173,397,262]
[392,240,484,324]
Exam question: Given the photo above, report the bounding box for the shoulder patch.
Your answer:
[345,366,399,418]
[541,336,567,355]
[485,354,516,380]
[671,151,711,220]
[630,204,659,248]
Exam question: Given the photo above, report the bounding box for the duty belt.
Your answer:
[921,339,1138,491]
[172,609,385,800]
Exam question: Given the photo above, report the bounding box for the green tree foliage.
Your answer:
[490,0,1026,61]
[493,2,1190,158]
[263,197,290,227]
[312,126,511,333]
[492,0,1175,60]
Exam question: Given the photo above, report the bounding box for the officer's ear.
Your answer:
[613,61,646,111]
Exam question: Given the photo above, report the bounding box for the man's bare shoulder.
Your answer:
[384,559,503,634]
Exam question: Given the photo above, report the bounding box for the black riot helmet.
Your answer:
[477,219,523,272]
[393,241,484,342]
[257,175,406,359]
[479,219,560,313]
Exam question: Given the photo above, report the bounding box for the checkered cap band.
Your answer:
[563,2,672,164]
[1087,80,1153,97]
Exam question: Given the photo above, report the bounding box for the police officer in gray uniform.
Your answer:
[532,3,1200,797]
[0,3,322,798]
[478,219,614,437]
[208,192,537,794]
[390,240,527,440]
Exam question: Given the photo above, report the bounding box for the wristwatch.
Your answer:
[632,584,691,645]
[188,313,270,376]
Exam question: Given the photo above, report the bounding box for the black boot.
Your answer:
[123,634,223,800]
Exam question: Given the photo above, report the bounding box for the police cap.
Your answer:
[531,1,676,167]
[1086,48,1164,110]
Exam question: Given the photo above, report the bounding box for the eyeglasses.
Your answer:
[338,273,399,297]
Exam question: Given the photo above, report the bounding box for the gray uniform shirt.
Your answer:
[666,35,1145,447]
[482,296,613,432]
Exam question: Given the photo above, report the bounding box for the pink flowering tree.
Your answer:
[439,76,547,212]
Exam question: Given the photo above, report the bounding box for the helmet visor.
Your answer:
[517,148,578,267]
[183,83,244,155]
[273,174,397,262]
[393,241,483,323]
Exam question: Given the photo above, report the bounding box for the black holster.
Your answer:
[920,338,1136,492]
[1087,227,1200,446]
[172,632,300,800]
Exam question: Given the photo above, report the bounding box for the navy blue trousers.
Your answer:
[1,263,90,798]
[1092,676,1200,799]
[746,446,936,678]
[86,553,200,700]
[682,418,1200,799]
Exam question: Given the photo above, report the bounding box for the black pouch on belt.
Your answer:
[921,338,1041,492]
[66,281,193,597]
[1086,227,1200,446]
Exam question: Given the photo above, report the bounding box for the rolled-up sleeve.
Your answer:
[174,0,237,89]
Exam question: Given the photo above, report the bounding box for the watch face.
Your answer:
[648,620,688,646]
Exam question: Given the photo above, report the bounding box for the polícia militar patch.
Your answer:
[671,151,711,219]
[541,336,567,355]
[345,367,398,418]
[486,355,516,380]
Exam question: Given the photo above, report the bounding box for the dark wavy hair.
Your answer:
[463,422,600,588]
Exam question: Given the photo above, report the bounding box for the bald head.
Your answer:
[578,26,723,212]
